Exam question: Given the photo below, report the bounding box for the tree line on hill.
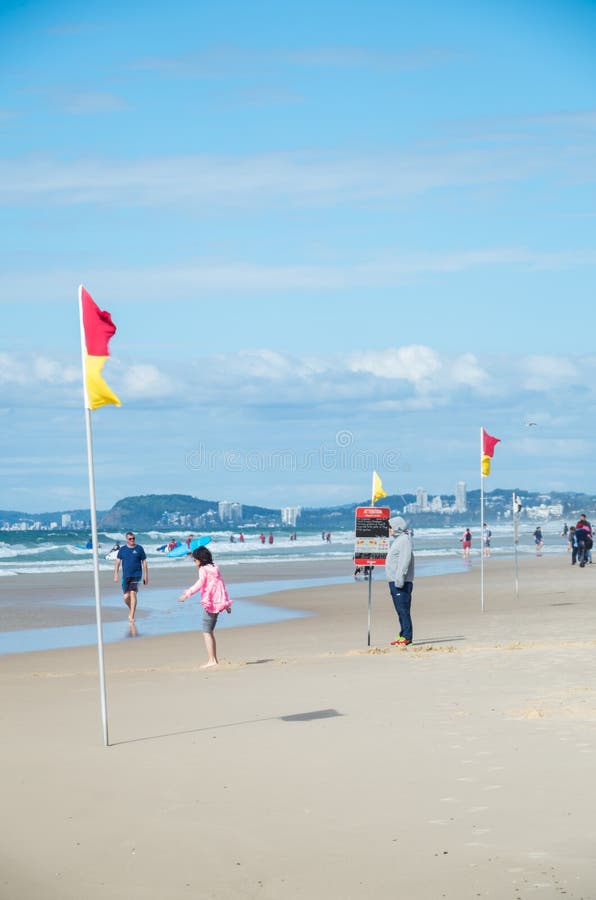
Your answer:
[3,489,595,531]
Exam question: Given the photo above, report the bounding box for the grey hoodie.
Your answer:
[385,517,414,586]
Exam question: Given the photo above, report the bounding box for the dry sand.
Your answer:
[1,556,595,899]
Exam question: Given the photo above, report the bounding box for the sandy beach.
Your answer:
[1,555,595,899]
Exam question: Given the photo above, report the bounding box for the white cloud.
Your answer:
[120,363,176,398]
[0,353,78,385]
[350,345,441,382]
[450,353,490,389]
[1,247,595,305]
[208,349,330,381]
[0,347,593,424]
[514,437,590,459]
[521,355,578,391]
[349,346,490,394]
[131,45,460,77]
[0,128,594,209]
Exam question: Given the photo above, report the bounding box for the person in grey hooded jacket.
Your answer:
[386,516,415,646]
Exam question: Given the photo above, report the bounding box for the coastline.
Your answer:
[0,552,509,641]
[2,555,595,898]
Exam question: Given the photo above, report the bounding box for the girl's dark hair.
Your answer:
[192,546,213,565]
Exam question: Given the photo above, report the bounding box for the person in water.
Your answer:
[461,528,472,558]
[114,532,148,623]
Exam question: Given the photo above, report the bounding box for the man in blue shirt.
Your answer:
[114,531,148,622]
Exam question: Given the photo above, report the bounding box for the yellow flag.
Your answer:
[481,455,491,477]
[372,470,387,505]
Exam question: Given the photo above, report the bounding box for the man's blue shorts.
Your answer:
[122,576,140,594]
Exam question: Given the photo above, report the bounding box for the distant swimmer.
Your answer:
[482,523,492,558]
[461,528,472,559]
[533,526,544,557]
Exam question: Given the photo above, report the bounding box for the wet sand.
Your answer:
[1,556,595,899]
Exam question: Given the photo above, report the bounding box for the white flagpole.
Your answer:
[513,492,520,601]
[480,428,485,613]
[368,473,375,644]
[78,287,109,747]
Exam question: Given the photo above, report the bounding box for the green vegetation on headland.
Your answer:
[2,489,596,532]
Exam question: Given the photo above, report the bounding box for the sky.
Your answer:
[1,0,596,513]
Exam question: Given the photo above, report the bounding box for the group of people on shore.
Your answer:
[111,520,417,665]
[459,516,595,562]
[460,523,546,557]
[461,524,493,558]
[111,515,593,669]
[112,531,230,668]
[568,514,593,567]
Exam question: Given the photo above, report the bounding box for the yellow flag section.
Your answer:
[372,470,387,505]
[481,428,500,476]
[80,286,121,410]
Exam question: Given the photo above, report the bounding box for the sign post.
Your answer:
[513,493,522,601]
[354,506,391,646]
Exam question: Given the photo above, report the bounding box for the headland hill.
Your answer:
[1,489,595,532]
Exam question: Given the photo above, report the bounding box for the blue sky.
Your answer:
[1,0,596,513]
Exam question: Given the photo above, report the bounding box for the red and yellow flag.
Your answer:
[481,428,500,476]
[80,286,121,410]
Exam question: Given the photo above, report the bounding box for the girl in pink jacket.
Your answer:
[178,546,232,668]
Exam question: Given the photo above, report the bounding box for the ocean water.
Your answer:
[0,520,569,578]
[0,521,570,655]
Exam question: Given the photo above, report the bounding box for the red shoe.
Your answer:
[391,637,407,646]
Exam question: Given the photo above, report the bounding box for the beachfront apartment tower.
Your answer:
[281,506,301,527]
[456,481,467,513]
[416,488,429,511]
[218,500,243,524]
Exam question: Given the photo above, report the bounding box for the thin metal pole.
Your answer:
[367,566,373,647]
[480,428,485,613]
[513,492,519,602]
[368,479,375,646]
[79,288,109,747]
[84,408,109,746]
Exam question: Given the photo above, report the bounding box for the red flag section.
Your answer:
[81,286,117,357]
[482,428,500,458]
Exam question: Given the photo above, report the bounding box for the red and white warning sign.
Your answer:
[354,506,391,566]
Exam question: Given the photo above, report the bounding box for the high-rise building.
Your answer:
[455,481,467,513]
[281,506,301,527]
[61,513,71,528]
[416,488,428,511]
[218,500,243,523]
